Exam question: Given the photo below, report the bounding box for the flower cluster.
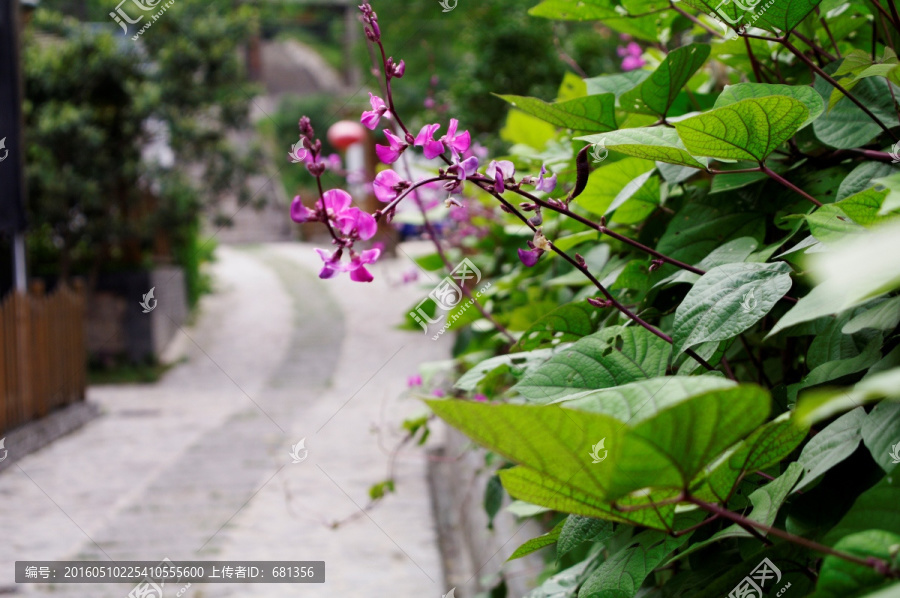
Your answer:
[285,2,562,282]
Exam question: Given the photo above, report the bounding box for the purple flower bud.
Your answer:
[587,297,613,308]
[298,116,314,139]
[392,59,406,78]
[307,161,326,177]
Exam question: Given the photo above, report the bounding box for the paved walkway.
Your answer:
[0,243,449,597]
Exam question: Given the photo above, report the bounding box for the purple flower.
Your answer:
[440,119,471,157]
[408,374,423,387]
[518,247,543,267]
[290,196,317,223]
[321,188,352,218]
[336,207,377,241]
[346,248,381,282]
[401,268,419,284]
[424,97,436,109]
[375,129,408,164]
[361,93,391,130]
[373,169,409,203]
[313,247,381,282]
[415,123,445,159]
[433,389,445,398]
[617,42,646,71]
[486,160,515,194]
[473,393,488,402]
[325,153,342,171]
[314,248,343,279]
[288,142,308,164]
[445,155,480,194]
[535,165,557,193]
[519,231,550,267]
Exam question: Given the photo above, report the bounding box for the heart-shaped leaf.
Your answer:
[579,127,707,168]
[714,82,824,128]
[675,96,809,161]
[619,43,711,117]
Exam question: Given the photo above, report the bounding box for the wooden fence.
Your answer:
[0,281,86,436]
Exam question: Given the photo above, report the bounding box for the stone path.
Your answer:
[0,243,449,597]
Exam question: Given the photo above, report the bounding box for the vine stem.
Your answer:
[687,495,899,576]
[777,36,899,142]
[760,164,823,207]
[672,3,724,37]
[504,183,707,276]
[396,154,516,344]
[468,178,718,373]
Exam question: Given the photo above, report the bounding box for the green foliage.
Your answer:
[24,3,260,286]
[416,0,900,594]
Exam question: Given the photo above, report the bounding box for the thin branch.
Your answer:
[687,495,900,576]
[779,36,899,141]
[760,164,823,207]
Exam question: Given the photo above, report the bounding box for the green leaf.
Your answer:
[555,376,736,423]
[558,71,588,101]
[861,400,900,473]
[513,327,670,402]
[485,474,504,529]
[672,262,794,354]
[655,201,766,272]
[677,463,803,560]
[618,43,711,117]
[515,302,602,352]
[714,82,824,128]
[660,237,760,287]
[813,69,898,149]
[844,297,900,334]
[675,96,809,161]
[837,161,897,202]
[455,349,555,392]
[528,0,620,20]
[501,109,558,150]
[788,337,883,402]
[823,474,900,546]
[616,384,771,499]
[704,413,809,501]
[577,530,691,598]
[793,407,865,493]
[874,171,900,215]
[814,530,900,597]
[558,516,614,560]
[553,230,600,253]
[508,518,565,561]
[576,157,660,224]
[794,367,900,426]
[585,70,650,98]
[496,94,617,133]
[578,127,707,169]
[770,220,900,336]
[499,465,676,529]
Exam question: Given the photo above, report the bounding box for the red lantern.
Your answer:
[327,121,367,151]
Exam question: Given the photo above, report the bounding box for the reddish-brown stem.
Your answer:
[502,182,707,276]
[708,167,763,175]
[470,180,718,372]
[672,3,723,37]
[760,165,823,207]
[792,31,836,63]
[816,8,841,58]
[687,495,899,575]
[779,37,899,141]
[744,36,764,83]
[374,176,445,218]
[397,156,516,344]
